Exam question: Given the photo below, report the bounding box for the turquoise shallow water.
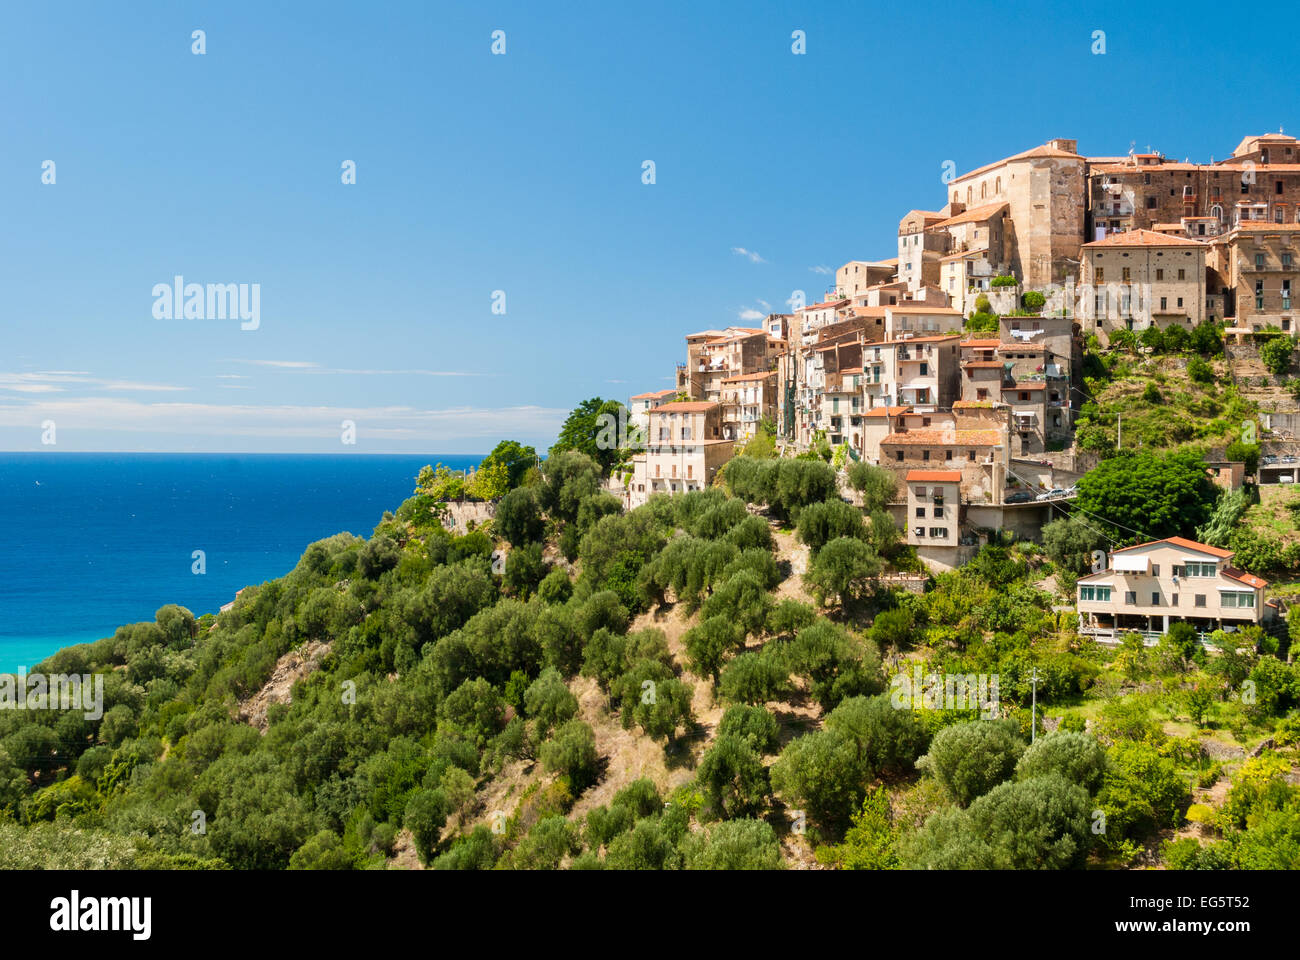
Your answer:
[0,453,482,672]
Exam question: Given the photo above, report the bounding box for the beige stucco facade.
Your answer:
[1076,537,1271,643]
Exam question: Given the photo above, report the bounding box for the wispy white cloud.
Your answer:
[731,247,767,264]
[224,360,481,377]
[810,265,832,275]
[738,308,765,321]
[0,396,567,444]
[0,371,187,393]
[238,360,320,369]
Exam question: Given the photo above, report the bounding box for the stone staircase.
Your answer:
[1225,341,1299,413]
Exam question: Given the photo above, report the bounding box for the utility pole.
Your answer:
[1029,667,1040,743]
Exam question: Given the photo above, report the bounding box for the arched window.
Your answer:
[966,186,972,204]
[981,182,987,200]
[995,176,1001,195]
[1210,204,1223,223]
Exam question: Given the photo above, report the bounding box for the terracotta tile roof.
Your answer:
[1004,382,1045,391]
[962,360,1005,369]
[630,388,676,400]
[876,335,962,346]
[931,202,1008,230]
[1233,133,1299,155]
[888,305,962,314]
[952,141,1083,184]
[940,247,992,263]
[1230,222,1300,232]
[906,470,962,482]
[799,299,849,313]
[653,401,718,413]
[952,400,999,409]
[882,429,1002,446]
[1113,535,1234,559]
[1083,228,1206,248]
[1000,343,1048,351]
[961,339,1003,349]
[1091,161,1199,174]
[862,405,911,417]
[1223,567,1268,589]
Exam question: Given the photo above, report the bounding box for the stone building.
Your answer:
[1079,229,1206,336]
[676,327,773,401]
[1086,133,1300,242]
[1206,222,1300,332]
[623,401,734,507]
[945,139,1087,288]
[719,371,777,441]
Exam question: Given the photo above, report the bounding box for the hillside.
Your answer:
[0,449,1297,871]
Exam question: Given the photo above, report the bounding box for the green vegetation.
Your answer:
[3,422,1297,872]
[1072,449,1219,543]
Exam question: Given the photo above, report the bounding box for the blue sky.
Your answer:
[2,0,1297,453]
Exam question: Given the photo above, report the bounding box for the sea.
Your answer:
[0,453,482,673]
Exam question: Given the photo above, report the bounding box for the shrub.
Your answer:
[918,719,1026,806]
[1260,334,1295,375]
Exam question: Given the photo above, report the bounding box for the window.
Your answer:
[1171,593,1179,606]
[1147,197,1157,209]
[1256,253,1266,269]
[929,527,947,539]
[914,486,926,498]
[1079,585,1112,602]
[1285,253,1294,268]
[932,507,943,518]
[1222,592,1256,609]
[1160,297,1168,310]
[1155,269,1164,280]
[1123,267,1131,281]
[922,450,930,462]
[1184,561,1217,577]
[1095,267,1104,282]
[1151,592,1161,605]
[895,451,904,462]
[1152,564,1160,576]
[1124,591,1137,605]
[915,507,925,518]
[1195,594,1207,608]
[968,450,976,461]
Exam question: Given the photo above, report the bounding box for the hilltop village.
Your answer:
[618,133,1300,639]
